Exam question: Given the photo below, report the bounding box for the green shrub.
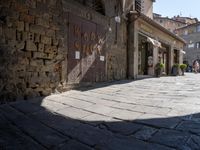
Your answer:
[180,64,187,70]
[160,63,164,68]
[173,63,180,68]
[156,63,164,69]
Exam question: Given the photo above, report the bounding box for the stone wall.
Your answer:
[0,0,127,102]
[182,33,200,66]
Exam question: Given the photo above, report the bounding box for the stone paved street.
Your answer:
[1,73,200,150]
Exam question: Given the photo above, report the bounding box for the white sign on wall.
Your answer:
[100,56,105,61]
[75,51,80,59]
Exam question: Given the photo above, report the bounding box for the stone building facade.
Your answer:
[128,13,185,78]
[0,0,128,102]
[173,16,198,25]
[175,22,200,66]
[0,0,185,102]
[153,14,198,33]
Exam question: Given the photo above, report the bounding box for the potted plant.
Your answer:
[171,63,180,76]
[180,64,187,75]
[155,62,164,77]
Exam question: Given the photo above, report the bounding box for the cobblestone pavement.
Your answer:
[1,73,200,150]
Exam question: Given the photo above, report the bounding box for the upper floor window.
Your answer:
[74,0,105,15]
[135,0,142,12]
[197,25,200,32]
[184,30,188,35]
[197,42,200,49]
[188,43,194,48]
[188,28,195,34]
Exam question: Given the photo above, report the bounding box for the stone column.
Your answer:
[133,21,139,78]
[179,50,183,64]
[127,18,139,79]
[153,46,158,75]
[169,46,174,73]
[127,21,134,78]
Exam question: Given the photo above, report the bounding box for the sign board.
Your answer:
[75,51,80,59]
[100,56,105,61]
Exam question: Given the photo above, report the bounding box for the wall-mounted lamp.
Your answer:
[115,16,121,23]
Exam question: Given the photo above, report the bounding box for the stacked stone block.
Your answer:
[0,0,66,102]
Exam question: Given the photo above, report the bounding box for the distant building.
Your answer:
[153,13,161,18]
[175,22,200,66]
[173,16,198,25]
[153,14,198,33]
[154,15,187,32]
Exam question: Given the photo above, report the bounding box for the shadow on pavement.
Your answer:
[0,96,200,150]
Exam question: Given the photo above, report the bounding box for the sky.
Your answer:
[153,0,200,20]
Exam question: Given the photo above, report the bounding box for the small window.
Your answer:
[135,0,142,12]
[197,42,200,49]
[74,0,105,15]
[93,0,105,15]
[188,43,194,48]
[184,30,188,35]
[188,28,194,34]
[160,20,163,23]
[197,25,200,32]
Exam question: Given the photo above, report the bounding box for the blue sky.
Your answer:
[153,0,200,20]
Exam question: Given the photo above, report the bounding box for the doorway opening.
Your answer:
[138,34,153,75]
[158,44,170,75]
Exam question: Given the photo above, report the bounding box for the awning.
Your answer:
[180,50,186,54]
[147,37,161,48]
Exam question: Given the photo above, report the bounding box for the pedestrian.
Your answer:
[193,60,199,73]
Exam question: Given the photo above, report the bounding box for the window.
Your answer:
[197,25,200,32]
[74,0,105,15]
[188,43,194,48]
[160,20,163,23]
[184,30,188,35]
[135,0,141,12]
[197,42,200,49]
[188,28,194,34]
